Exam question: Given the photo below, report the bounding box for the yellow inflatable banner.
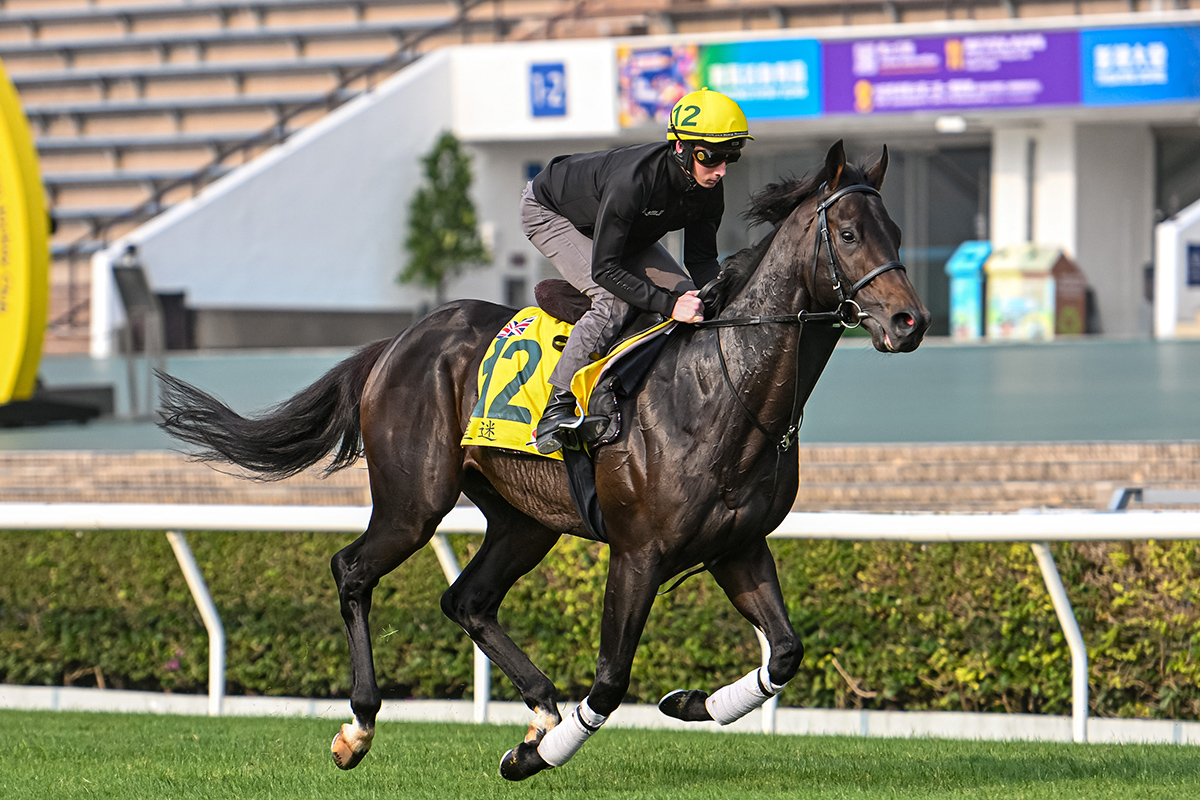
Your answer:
[0,58,49,404]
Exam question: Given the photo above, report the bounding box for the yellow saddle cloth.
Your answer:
[460,307,672,459]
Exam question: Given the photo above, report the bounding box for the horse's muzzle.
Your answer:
[870,305,930,353]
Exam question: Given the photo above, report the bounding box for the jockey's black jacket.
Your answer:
[531,141,723,318]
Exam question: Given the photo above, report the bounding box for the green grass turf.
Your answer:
[4,709,1200,799]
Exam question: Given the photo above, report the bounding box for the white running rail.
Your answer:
[3,502,1199,742]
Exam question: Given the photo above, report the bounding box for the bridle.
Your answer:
[693,182,907,455]
[812,183,907,329]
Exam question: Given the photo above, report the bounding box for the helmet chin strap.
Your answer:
[672,141,699,190]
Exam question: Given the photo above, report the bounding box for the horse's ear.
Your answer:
[824,140,846,191]
[866,144,889,190]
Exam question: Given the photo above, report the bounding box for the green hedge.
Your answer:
[3,531,1199,719]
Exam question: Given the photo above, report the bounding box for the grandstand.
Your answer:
[1,0,535,353]
[0,0,1181,353]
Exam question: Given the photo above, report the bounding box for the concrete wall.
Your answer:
[451,40,618,142]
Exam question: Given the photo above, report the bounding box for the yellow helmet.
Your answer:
[667,88,753,145]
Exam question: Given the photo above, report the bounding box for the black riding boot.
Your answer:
[534,387,579,454]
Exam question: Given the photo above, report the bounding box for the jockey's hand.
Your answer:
[671,291,704,324]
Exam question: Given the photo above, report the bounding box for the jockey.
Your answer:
[521,87,752,453]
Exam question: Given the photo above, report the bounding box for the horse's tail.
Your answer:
[157,338,392,481]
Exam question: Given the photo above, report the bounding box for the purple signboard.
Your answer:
[824,31,1080,115]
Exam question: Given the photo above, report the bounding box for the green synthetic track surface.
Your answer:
[4,710,1199,799]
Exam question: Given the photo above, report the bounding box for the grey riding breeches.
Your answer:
[520,181,695,391]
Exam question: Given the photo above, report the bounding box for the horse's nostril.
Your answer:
[902,314,914,327]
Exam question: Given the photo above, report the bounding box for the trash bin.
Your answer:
[944,240,991,341]
[984,245,1089,340]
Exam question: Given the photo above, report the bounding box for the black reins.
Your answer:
[693,183,906,455]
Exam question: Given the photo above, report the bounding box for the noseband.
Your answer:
[812,182,907,328]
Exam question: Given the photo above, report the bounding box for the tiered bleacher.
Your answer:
[0,0,528,353]
[1,0,1172,352]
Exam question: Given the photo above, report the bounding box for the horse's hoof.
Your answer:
[659,689,714,722]
[330,726,371,770]
[499,741,551,781]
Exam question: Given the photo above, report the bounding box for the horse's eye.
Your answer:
[840,230,856,243]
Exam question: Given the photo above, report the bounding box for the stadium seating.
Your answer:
[0,0,520,352]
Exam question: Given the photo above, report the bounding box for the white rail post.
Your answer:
[429,533,491,724]
[165,531,225,717]
[1030,541,1089,743]
[754,626,778,734]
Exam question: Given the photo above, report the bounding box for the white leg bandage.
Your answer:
[536,698,608,767]
[705,667,787,726]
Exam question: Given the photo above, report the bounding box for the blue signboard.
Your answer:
[1082,26,1200,106]
[1188,243,1200,287]
[698,39,822,121]
[530,62,567,118]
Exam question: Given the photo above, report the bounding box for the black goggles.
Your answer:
[692,146,741,166]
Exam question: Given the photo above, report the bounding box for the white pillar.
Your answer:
[1155,220,1181,339]
[991,122,1077,251]
[989,126,1038,248]
[1154,197,1200,339]
[89,249,119,359]
[1033,119,1078,258]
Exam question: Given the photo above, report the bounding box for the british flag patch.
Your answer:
[496,315,538,339]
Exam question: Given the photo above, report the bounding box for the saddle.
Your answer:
[534,279,689,449]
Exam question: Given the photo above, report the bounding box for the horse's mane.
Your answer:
[703,161,871,312]
[744,161,869,228]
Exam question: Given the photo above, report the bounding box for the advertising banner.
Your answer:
[617,40,821,126]
[823,31,1080,115]
[698,39,822,120]
[617,45,698,128]
[1081,25,1200,106]
[616,23,1200,126]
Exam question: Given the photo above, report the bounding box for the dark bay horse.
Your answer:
[158,140,929,780]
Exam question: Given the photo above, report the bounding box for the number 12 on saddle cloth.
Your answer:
[460,307,673,459]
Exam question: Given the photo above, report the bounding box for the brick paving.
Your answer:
[2,442,1197,513]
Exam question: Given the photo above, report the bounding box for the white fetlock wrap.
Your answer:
[705,667,787,726]
[536,698,608,767]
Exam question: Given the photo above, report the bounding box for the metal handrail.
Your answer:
[4,501,1199,740]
